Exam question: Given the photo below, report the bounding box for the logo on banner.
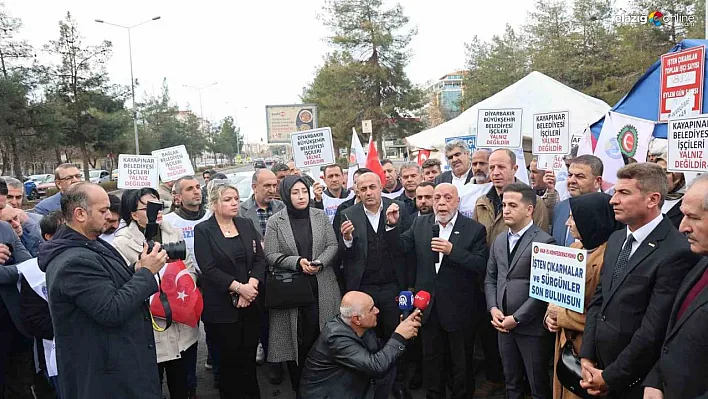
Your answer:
[617,125,639,157]
[577,253,585,262]
[604,138,622,159]
[533,245,540,254]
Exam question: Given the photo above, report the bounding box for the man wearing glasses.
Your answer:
[34,164,82,216]
[434,141,491,190]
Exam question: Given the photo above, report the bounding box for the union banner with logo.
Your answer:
[594,112,655,185]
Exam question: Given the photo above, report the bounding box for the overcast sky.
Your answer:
[7,0,541,144]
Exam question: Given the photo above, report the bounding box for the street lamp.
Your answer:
[184,82,218,163]
[95,16,161,154]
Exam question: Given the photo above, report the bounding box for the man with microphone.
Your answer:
[386,182,489,399]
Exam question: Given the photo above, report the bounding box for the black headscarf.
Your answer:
[280,175,313,260]
[569,192,624,250]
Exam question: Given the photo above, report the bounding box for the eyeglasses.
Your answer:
[58,174,82,182]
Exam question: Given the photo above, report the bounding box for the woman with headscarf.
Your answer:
[263,175,341,396]
[544,192,624,399]
[655,157,686,229]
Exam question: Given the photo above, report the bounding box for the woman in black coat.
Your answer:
[195,181,265,399]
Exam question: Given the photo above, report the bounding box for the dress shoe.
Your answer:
[474,380,505,397]
[392,386,413,399]
[267,362,283,385]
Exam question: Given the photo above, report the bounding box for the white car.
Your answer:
[89,169,111,184]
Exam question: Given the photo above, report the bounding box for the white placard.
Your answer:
[291,127,336,169]
[537,154,565,173]
[666,115,708,172]
[668,92,698,120]
[477,108,523,148]
[530,242,587,313]
[362,120,372,134]
[532,111,570,155]
[152,145,195,182]
[117,154,159,189]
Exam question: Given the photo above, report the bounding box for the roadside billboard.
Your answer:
[265,104,318,143]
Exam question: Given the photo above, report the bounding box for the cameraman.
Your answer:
[112,188,198,399]
[41,182,167,399]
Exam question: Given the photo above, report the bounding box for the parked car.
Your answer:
[36,175,56,198]
[265,158,275,167]
[253,160,266,169]
[228,171,255,201]
[111,169,119,181]
[89,169,111,184]
[1,176,39,200]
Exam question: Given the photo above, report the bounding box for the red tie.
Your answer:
[677,267,708,321]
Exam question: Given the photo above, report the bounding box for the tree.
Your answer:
[214,116,242,164]
[44,12,116,180]
[307,0,424,156]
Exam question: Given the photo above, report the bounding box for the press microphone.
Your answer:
[413,290,431,314]
[398,291,414,319]
[432,223,440,264]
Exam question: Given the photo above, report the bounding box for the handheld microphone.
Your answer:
[398,291,414,319]
[413,290,431,314]
[432,223,440,264]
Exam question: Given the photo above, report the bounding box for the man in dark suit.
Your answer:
[434,140,490,190]
[550,155,603,246]
[386,182,489,399]
[0,220,33,397]
[340,172,413,399]
[643,174,708,399]
[485,182,555,399]
[395,163,423,215]
[579,163,697,398]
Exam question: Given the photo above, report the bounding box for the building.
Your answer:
[429,71,466,119]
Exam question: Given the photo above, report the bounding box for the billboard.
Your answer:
[265,104,318,143]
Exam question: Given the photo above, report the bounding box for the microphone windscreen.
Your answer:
[413,290,432,311]
[398,291,414,311]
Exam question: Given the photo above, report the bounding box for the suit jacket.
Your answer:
[389,213,488,331]
[551,198,571,245]
[643,256,708,399]
[0,220,33,337]
[664,200,683,230]
[434,170,473,186]
[485,223,555,336]
[339,198,412,292]
[579,217,697,393]
[194,215,266,324]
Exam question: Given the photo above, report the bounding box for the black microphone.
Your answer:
[432,223,440,264]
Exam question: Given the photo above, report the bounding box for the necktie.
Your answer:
[611,234,634,287]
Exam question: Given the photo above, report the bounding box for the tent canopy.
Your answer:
[590,39,708,140]
[406,71,610,150]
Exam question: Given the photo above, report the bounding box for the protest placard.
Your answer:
[532,111,570,154]
[530,243,587,313]
[666,115,708,172]
[117,154,159,189]
[477,108,523,148]
[291,127,336,169]
[659,46,704,122]
[152,145,195,182]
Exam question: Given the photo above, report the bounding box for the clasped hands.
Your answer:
[579,358,609,396]
[229,277,259,308]
[490,307,518,333]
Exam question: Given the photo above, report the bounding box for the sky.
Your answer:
[6,0,540,145]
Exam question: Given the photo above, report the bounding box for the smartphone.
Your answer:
[343,214,351,223]
[310,260,323,268]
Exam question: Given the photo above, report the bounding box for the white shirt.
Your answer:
[625,213,664,257]
[343,203,384,248]
[434,212,459,272]
[508,220,534,253]
[451,168,472,192]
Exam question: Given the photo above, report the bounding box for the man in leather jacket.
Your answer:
[299,291,422,399]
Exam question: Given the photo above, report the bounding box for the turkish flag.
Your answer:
[150,260,203,328]
[365,137,387,187]
[416,150,430,166]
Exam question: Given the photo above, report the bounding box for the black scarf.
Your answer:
[174,206,206,221]
[569,192,624,250]
[280,175,313,260]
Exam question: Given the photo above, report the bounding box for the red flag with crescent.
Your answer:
[416,150,430,166]
[149,260,203,328]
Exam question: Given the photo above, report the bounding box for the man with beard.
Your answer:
[381,160,404,198]
[0,206,39,257]
[470,149,491,184]
[164,176,210,272]
[396,163,423,215]
[421,159,442,183]
[271,163,290,201]
[99,194,122,244]
[414,182,435,217]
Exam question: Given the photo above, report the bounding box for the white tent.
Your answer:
[406,71,611,150]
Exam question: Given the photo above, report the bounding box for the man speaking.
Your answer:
[299,291,422,399]
[41,182,168,398]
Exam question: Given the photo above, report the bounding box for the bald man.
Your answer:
[299,291,421,399]
[387,183,489,398]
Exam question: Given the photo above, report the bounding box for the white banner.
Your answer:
[458,183,493,218]
[291,127,336,169]
[152,145,195,182]
[117,155,159,189]
[667,115,708,172]
[594,112,654,184]
[477,108,523,148]
[530,243,587,313]
[532,111,570,155]
[322,192,356,223]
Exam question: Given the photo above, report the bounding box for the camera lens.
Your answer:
[162,241,187,260]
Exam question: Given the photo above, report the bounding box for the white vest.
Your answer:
[458,183,494,219]
[381,188,404,200]
[321,192,356,224]
[16,258,57,377]
[163,211,211,272]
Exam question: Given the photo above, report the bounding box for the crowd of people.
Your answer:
[0,138,707,399]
